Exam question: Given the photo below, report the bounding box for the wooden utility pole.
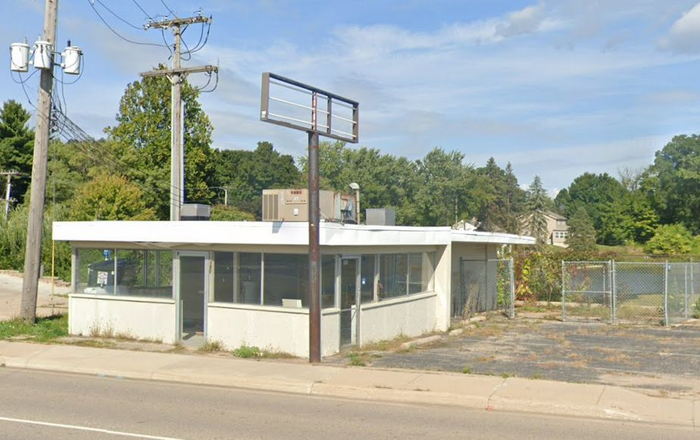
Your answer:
[20,0,58,323]
[0,170,19,219]
[141,16,217,221]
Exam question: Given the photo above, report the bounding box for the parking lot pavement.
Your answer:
[0,271,68,321]
[354,317,700,397]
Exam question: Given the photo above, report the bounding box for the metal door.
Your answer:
[177,251,209,340]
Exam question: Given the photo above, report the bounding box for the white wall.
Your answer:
[321,310,340,358]
[207,304,311,357]
[69,294,177,344]
[360,292,437,344]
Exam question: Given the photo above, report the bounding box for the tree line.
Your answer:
[0,73,699,280]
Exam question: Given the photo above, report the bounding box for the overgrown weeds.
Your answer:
[0,314,68,342]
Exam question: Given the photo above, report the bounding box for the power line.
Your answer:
[87,0,165,48]
[159,0,178,18]
[130,0,154,20]
[94,0,144,30]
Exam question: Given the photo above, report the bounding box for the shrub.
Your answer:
[644,224,693,256]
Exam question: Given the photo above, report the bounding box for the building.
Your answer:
[544,211,569,247]
[54,220,534,357]
[521,211,569,247]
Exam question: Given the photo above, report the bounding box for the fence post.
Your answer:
[684,263,689,320]
[664,260,670,327]
[561,261,566,322]
[610,260,617,325]
[509,257,515,319]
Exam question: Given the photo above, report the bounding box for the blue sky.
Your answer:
[4,1,700,193]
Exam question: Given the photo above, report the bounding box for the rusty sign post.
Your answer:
[260,72,359,363]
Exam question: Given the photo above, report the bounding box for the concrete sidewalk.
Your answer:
[0,341,697,428]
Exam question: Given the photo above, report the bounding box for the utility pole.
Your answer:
[20,0,58,323]
[141,16,217,221]
[0,171,19,219]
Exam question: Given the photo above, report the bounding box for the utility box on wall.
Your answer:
[262,189,356,222]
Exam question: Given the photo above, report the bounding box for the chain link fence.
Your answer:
[562,260,699,326]
[453,258,515,319]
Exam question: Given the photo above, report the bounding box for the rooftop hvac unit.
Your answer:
[366,208,396,226]
[181,203,211,221]
[263,189,354,222]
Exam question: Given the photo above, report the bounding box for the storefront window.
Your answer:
[77,248,172,298]
[321,255,336,308]
[378,254,408,299]
[264,254,308,307]
[213,252,235,303]
[360,255,375,303]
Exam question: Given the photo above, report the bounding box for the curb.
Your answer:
[0,344,697,429]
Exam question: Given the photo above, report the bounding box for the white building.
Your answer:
[54,221,534,357]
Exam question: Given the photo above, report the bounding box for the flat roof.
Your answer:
[53,221,535,247]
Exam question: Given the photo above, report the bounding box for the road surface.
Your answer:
[0,368,695,439]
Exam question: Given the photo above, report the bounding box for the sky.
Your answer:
[3,0,700,194]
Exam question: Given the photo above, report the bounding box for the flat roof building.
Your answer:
[55,220,534,357]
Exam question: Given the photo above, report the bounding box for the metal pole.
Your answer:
[308,131,321,363]
[561,261,566,321]
[610,260,616,324]
[170,25,183,221]
[4,173,11,219]
[664,260,669,327]
[684,263,689,320]
[20,0,58,323]
[509,257,515,319]
[355,188,360,224]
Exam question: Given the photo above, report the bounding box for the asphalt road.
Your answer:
[0,368,696,440]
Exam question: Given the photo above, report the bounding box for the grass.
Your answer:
[0,315,68,342]
[232,345,263,358]
[230,345,295,359]
[198,340,224,353]
[348,352,367,366]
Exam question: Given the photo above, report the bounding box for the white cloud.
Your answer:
[659,2,700,53]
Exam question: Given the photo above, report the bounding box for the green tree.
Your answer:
[566,207,597,253]
[214,142,301,217]
[644,224,694,256]
[525,176,549,245]
[69,174,156,221]
[106,71,215,219]
[407,148,479,226]
[299,142,419,225]
[0,100,34,202]
[642,135,700,234]
[475,158,525,233]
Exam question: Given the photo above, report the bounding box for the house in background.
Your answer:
[520,211,569,247]
[544,211,569,247]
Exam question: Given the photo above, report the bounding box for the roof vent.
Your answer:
[365,208,396,226]
[181,203,211,221]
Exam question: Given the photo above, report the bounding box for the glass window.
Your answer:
[238,253,262,304]
[114,250,173,298]
[360,255,375,303]
[213,252,234,303]
[378,254,407,299]
[321,255,336,308]
[78,248,115,294]
[264,254,308,307]
[408,253,423,294]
